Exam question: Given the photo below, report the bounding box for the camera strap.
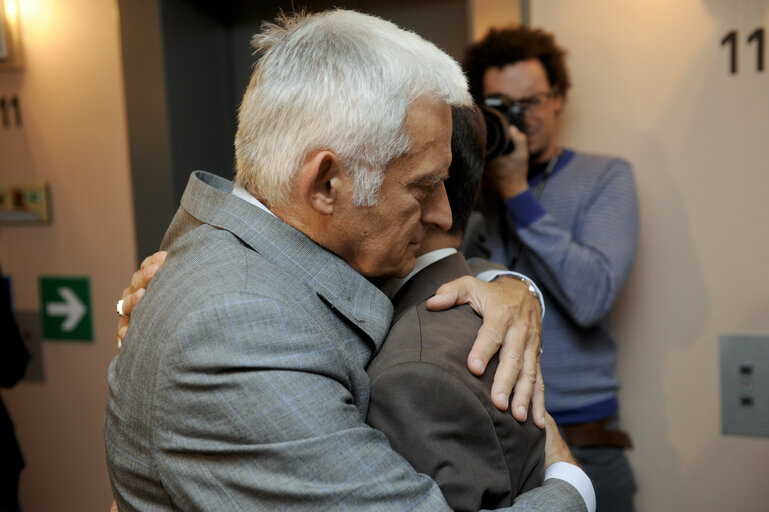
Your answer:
[509,149,561,267]
[532,150,560,199]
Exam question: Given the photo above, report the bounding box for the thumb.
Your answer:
[426,278,470,311]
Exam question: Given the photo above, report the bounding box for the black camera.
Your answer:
[480,94,528,162]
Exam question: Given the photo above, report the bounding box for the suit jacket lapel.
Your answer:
[173,171,393,349]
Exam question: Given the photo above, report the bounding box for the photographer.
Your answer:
[464,27,640,511]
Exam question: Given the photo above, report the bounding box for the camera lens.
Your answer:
[480,106,514,162]
[480,95,528,162]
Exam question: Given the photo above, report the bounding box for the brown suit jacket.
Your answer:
[366,252,546,512]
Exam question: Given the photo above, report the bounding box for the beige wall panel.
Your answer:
[530,1,769,510]
[0,0,135,510]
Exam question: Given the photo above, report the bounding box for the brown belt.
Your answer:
[560,416,633,449]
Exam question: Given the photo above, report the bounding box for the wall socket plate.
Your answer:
[720,334,769,437]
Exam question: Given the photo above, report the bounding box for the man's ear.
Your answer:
[552,92,565,115]
[299,150,347,215]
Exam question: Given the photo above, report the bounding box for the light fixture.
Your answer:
[0,0,23,70]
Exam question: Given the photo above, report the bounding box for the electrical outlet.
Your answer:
[720,334,769,437]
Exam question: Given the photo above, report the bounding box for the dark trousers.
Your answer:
[561,417,637,512]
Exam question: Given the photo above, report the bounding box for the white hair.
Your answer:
[234,9,471,207]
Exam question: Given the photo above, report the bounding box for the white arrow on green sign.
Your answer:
[39,276,93,341]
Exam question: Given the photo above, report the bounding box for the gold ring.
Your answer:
[116,299,129,318]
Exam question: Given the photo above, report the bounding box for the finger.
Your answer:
[117,325,128,343]
[509,307,539,409]
[513,302,544,418]
[508,124,528,147]
[508,124,524,137]
[152,250,168,266]
[110,500,119,512]
[129,262,159,293]
[133,252,167,291]
[509,325,539,422]
[490,317,525,414]
[144,262,163,282]
[511,300,544,422]
[140,253,155,269]
[425,276,472,311]
[121,288,145,317]
[467,301,517,407]
[140,250,168,269]
[129,266,147,292]
[466,318,504,377]
[531,365,546,428]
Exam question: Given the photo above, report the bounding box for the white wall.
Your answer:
[0,0,135,510]
[531,1,769,510]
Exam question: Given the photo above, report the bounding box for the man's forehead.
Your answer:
[382,151,449,191]
[401,141,452,177]
[406,127,452,156]
[484,60,549,95]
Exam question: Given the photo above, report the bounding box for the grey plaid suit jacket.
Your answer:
[104,171,585,511]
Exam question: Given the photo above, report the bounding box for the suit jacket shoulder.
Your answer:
[367,252,546,511]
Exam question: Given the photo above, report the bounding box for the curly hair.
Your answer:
[464,27,571,102]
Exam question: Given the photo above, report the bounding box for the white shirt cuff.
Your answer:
[474,270,546,319]
[545,462,596,512]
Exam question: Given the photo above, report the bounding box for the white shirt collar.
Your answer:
[380,248,457,299]
[232,185,275,217]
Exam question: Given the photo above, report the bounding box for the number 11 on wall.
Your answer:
[721,27,765,74]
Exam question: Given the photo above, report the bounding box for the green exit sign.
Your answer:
[39,276,93,341]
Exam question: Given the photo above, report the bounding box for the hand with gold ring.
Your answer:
[116,251,168,348]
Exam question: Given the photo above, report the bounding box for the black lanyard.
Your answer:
[532,150,560,200]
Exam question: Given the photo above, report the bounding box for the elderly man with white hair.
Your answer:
[105,9,592,511]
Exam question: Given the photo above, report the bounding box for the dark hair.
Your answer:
[446,104,486,236]
[464,26,571,102]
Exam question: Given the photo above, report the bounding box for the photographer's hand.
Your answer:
[484,125,529,200]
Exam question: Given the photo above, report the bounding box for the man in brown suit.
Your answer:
[367,105,591,511]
